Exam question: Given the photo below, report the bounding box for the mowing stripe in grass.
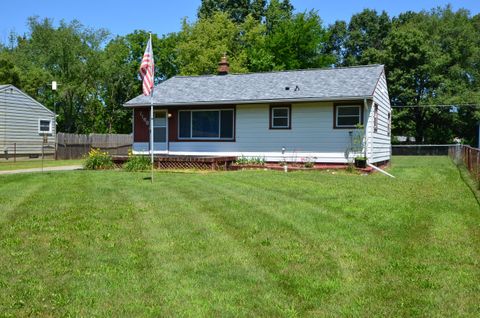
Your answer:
[0,157,479,317]
[185,173,353,315]
[119,172,292,316]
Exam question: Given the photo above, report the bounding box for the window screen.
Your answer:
[192,111,219,138]
[39,120,51,133]
[336,106,361,127]
[271,107,290,129]
[178,109,234,139]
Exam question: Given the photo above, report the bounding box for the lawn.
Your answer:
[0,156,478,317]
[0,159,83,171]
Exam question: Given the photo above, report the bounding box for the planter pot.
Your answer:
[354,158,367,168]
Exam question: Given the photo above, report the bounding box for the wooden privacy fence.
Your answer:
[56,133,132,159]
[449,144,480,184]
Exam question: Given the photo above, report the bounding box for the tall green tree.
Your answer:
[327,9,391,66]
[264,0,294,34]
[198,0,254,23]
[176,13,243,75]
[0,57,22,88]
[8,17,110,133]
[250,0,267,21]
[265,10,334,69]
[100,30,178,133]
[385,7,480,143]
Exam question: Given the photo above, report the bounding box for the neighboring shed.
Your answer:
[0,85,56,159]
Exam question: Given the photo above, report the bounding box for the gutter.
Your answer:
[123,95,374,108]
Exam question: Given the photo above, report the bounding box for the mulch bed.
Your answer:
[230,163,376,173]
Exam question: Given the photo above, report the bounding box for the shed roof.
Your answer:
[124,64,384,107]
[0,84,54,115]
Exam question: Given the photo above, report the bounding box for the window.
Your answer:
[373,104,379,133]
[178,109,234,140]
[38,119,52,134]
[387,112,391,136]
[335,105,362,128]
[153,110,167,142]
[270,106,291,129]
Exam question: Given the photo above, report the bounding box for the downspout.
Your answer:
[368,163,395,178]
[363,98,369,161]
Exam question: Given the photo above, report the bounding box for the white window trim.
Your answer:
[335,105,362,128]
[38,119,52,134]
[271,106,290,129]
[178,109,235,140]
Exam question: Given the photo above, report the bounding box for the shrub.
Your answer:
[84,148,114,170]
[303,158,314,168]
[124,155,151,172]
[235,156,265,165]
[235,156,249,165]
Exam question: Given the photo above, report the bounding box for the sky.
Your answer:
[1,0,479,44]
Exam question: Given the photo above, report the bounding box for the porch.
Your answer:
[113,154,237,170]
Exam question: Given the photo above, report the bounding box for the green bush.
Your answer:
[235,156,265,165]
[83,149,114,170]
[304,158,314,168]
[124,155,151,172]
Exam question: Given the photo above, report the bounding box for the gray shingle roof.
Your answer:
[0,84,11,91]
[124,64,384,107]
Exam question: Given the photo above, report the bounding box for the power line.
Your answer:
[392,103,479,108]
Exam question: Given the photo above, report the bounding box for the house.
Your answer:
[0,85,56,159]
[124,58,391,164]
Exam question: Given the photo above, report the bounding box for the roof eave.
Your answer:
[123,95,374,107]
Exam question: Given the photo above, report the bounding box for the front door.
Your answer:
[153,110,168,152]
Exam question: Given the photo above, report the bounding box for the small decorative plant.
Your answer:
[235,156,249,165]
[84,148,114,170]
[124,151,151,172]
[303,157,314,168]
[251,157,265,165]
[235,156,265,165]
[352,124,367,168]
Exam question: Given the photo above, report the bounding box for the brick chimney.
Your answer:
[218,53,229,75]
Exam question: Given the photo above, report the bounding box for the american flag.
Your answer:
[139,35,154,96]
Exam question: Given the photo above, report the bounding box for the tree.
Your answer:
[100,31,178,133]
[327,9,391,66]
[176,13,248,75]
[265,10,334,70]
[10,17,110,133]
[198,0,252,23]
[345,9,391,65]
[385,7,480,143]
[325,20,347,65]
[239,15,274,72]
[250,0,267,21]
[0,57,22,87]
[265,0,294,34]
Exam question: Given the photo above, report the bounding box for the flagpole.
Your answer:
[150,90,154,182]
[149,33,154,183]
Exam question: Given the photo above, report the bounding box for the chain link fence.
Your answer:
[449,144,480,187]
[392,144,455,156]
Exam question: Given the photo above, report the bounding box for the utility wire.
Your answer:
[392,103,479,108]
